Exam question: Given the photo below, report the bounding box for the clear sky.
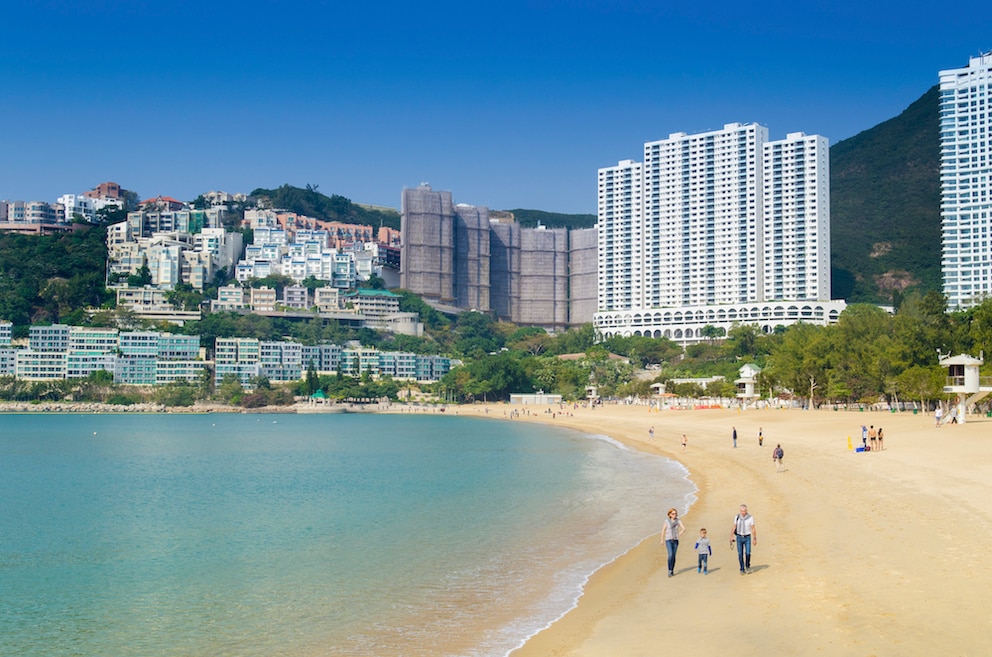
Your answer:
[2,0,990,214]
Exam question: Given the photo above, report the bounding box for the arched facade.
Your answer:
[594,300,848,345]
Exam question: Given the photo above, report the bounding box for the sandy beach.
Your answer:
[455,403,992,657]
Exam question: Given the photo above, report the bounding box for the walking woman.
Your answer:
[662,507,686,577]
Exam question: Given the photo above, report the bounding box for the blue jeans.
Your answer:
[697,553,708,571]
[736,534,752,571]
[665,539,679,573]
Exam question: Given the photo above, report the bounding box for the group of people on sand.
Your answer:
[859,424,885,451]
[662,504,757,577]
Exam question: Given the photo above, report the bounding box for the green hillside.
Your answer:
[250,184,401,230]
[829,86,941,303]
[504,209,597,229]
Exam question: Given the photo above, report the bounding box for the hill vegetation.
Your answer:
[250,184,402,230]
[0,226,111,328]
[829,86,941,304]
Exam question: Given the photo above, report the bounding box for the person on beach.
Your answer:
[869,425,877,451]
[877,426,884,451]
[861,424,868,448]
[731,504,756,575]
[663,508,686,577]
[695,528,712,574]
[758,427,764,446]
[732,426,737,448]
[681,434,687,451]
[773,443,784,472]
[649,426,655,440]
[935,406,943,427]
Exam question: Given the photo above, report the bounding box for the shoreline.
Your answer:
[0,400,445,414]
[453,403,992,657]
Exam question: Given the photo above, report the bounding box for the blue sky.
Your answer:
[2,0,991,214]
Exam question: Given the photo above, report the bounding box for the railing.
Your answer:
[944,376,992,388]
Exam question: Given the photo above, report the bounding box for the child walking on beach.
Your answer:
[695,528,712,574]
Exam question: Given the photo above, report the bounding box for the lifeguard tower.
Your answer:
[735,363,761,408]
[939,352,992,424]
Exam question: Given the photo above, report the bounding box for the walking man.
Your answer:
[731,504,756,575]
[732,426,737,448]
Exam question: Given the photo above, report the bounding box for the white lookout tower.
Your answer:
[939,352,992,424]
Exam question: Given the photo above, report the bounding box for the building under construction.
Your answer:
[401,185,596,331]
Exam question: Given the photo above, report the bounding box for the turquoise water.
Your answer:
[0,413,695,657]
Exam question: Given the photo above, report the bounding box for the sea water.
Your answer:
[0,413,695,657]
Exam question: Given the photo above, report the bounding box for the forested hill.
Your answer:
[829,86,941,303]
[0,226,111,327]
[251,185,402,230]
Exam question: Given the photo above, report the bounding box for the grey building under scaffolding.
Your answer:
[401,185,596,331]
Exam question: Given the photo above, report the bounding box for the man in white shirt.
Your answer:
[731,504,757,574]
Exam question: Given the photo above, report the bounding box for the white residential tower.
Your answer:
[595,123,841,343]
[940,52,992,309]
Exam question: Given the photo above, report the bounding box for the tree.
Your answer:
[301,276,327,292]
[766,322,831,406]
[453,311,503,359]
[359,274,386,290]
[39,277,73,322]
[154,381,196,407]
[700,324,725,343]
[165,283,204,311]
[724,324,765,360]
[217,373,245,404]
[250,274,295,297]
[546,324,596,355]
[126,265,153,288]
[305,360,320,395]
[896,365,944,410]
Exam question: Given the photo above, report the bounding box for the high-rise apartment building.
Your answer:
[763,132,831,302]
[596,123,841,343]
[940,53,992,309]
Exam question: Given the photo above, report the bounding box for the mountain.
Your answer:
[829,86,941,303]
